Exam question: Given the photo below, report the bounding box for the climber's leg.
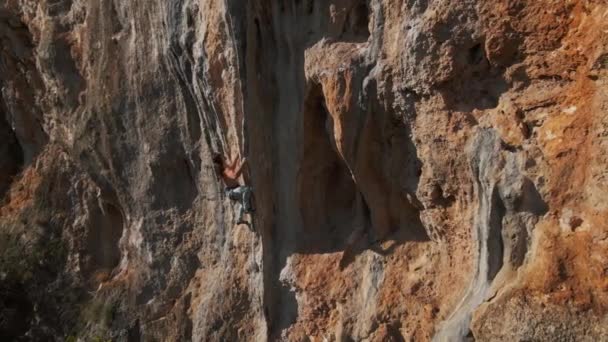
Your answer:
[242,186,253,213]
[226,186,253,224]
[237,203,245,224]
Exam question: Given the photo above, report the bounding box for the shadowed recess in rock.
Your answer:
[0,12,47,164]
[297,82,428,256]
[0,104,23,198]
[298,84,358,251]
[439,39,509,111]
[85,202,124,277]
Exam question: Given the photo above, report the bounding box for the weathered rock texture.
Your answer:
[1,0,607,341]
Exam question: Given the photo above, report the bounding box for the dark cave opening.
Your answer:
[297,84,358,250]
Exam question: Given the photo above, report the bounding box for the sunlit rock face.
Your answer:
[1,0,607,341]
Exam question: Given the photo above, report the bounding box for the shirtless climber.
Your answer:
[213,153,254,225]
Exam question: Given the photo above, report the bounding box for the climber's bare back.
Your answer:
[214,154,247,188]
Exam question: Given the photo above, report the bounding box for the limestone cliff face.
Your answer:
[1,0,607,341]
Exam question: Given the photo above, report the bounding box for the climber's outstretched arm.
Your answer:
[222,154,235,169]
[234,157,247,178]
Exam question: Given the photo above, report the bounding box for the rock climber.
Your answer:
[213,153,254,225]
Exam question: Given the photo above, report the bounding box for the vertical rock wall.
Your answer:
[0,0,607,341]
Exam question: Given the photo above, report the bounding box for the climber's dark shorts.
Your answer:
[225,186,253,222]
